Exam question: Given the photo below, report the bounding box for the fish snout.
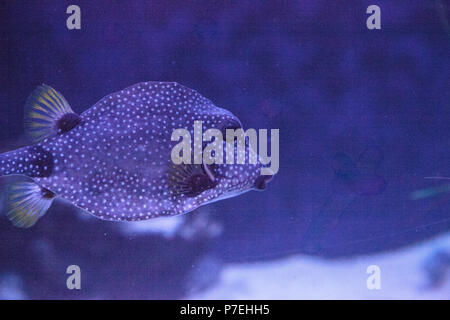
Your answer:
[253,174,273,190]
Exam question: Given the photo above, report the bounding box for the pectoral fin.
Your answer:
[167,163,217,197]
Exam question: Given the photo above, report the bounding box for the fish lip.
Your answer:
[253,174,273,191]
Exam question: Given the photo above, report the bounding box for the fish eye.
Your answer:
[224,125,240,131]
[220,118,242,136]
[223,125,241,135]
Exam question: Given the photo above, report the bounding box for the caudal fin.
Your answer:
[4,179,55,228]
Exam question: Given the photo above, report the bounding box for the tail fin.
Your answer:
[0,84,78,178]
[3,177,55,228]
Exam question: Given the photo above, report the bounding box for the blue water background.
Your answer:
[0,0,448,299]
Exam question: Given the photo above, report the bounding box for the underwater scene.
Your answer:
[0,0,448,299]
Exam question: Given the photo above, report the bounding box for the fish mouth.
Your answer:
[253,174,273,191]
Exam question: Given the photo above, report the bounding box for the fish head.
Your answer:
[208,139,274,198]
[167,114,275,211]
[160,82,275,213]
[203,111,275,196]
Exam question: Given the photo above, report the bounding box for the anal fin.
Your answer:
[24,84,81,143]
[4,180,55,228]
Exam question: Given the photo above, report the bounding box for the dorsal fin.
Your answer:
[24,84,81,143]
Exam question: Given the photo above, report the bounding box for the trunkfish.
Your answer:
[0,82,274,228]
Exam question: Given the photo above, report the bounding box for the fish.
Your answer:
[0,82,274,228]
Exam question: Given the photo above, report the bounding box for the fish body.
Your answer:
[0,82,273,227]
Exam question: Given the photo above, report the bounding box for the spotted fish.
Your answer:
[0,82,273,228]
